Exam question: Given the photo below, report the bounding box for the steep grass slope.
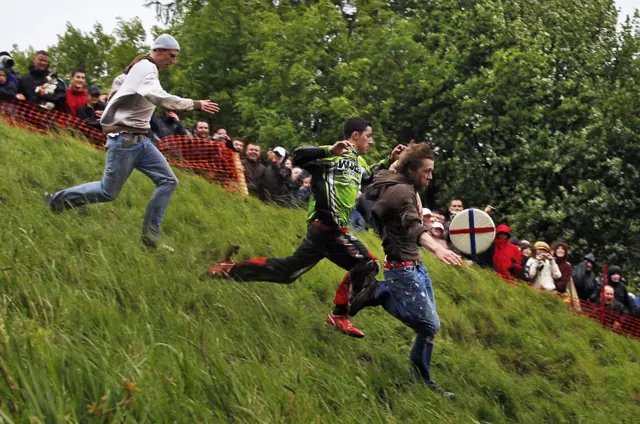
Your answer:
[1,123,640,423]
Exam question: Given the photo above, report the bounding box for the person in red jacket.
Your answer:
[492,224,522,281]
[65,68,88,116]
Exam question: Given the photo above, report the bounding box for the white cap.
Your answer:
[431,222,445,231]
[422,208,432,216]
[273,146,287,158]
[152,34,180,51]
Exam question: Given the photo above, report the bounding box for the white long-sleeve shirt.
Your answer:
[528,258,562,291]
[100,59,199,134]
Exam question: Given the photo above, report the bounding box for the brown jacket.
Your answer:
[366,170,427,262]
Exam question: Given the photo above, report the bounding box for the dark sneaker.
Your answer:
[349,279,381,317]
[426,381,456,400]
[325,313,365,338]
[141,236,175,253]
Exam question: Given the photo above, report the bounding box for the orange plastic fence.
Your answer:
[522,269,640,342]
[578,298,640,340]
[0,99,247,194]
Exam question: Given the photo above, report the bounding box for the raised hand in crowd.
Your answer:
[166,111,180,121]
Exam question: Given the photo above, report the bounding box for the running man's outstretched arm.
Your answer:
[419,232,462,265]
[137,72,219,114]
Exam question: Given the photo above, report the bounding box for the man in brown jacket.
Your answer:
[350,142,461,398]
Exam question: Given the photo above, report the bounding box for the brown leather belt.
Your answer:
[116,133,146,148]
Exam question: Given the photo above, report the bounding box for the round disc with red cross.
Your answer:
[449,208,496,256]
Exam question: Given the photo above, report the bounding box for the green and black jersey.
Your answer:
[293,145,387,228]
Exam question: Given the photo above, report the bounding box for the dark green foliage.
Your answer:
[10,1,640,280]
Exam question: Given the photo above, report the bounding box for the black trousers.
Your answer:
[229,222,379,315]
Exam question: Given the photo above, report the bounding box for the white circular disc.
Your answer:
[449,208,496,256]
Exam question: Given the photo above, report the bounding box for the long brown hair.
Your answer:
[123,54,156,74]
[395,142,435,176]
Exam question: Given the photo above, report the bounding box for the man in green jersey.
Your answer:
[204,118,403,337]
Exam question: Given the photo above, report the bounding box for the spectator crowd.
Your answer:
[1,49,638,333]
[420,199,640,324]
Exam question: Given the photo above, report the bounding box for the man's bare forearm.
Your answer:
[419,231,443,254]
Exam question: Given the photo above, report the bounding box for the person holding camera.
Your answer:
[527,241,562,291]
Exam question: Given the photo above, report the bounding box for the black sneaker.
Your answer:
[426,381,456,400]
[349,279,381,317]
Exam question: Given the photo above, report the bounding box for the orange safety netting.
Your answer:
[0,99,247,194]
[505,270,640,342]
[577,298,640,340]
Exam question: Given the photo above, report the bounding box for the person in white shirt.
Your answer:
[45,34,219,251]
[528,241,562,291]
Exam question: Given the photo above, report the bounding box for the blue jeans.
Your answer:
[51,135,178,241]
[379,262,440,337]
[377,262,440,383]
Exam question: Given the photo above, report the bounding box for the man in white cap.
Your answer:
[46,34,219,250]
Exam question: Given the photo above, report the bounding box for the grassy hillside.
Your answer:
[1,123,640,423]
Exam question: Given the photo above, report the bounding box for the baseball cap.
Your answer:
[431,222,445,231]
[88,86,101,96]
[273,146,287,158]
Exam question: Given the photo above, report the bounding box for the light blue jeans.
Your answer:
[51,134,178,241]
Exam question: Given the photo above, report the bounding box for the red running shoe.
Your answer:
[201,258,236,279]
[325,313,365,338]
[200,245,240,280]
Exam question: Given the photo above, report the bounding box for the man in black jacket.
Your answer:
[16,51,66,112]
[242,141,265,196]
[257,146,292,204]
